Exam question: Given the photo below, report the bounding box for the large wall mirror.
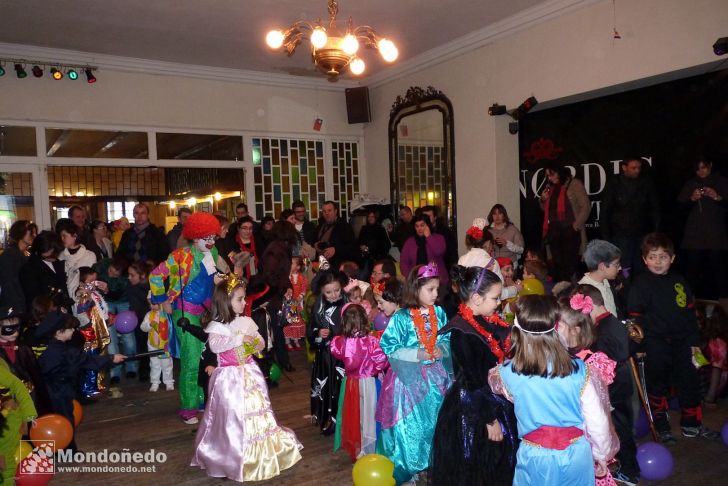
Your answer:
[389,86,456,236]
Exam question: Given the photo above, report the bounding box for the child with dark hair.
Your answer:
[573,283,639,484]
[330,304,388,461]
[431,265,516,486]
[489,294,617,485]
[309,270,349,435]
[378,263,452,484]
[628,232,720,444]
[579,240,622,317]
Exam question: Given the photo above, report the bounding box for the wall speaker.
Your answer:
[345,87,371,124]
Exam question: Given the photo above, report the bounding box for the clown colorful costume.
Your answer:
[150,212,227,421]
[140,308,174,389]
[0,359,37,486]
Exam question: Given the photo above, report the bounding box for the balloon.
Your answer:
[269,363,282,383]
[16,457,53,486]
[30,414,74,451]
[115,310,139,333]
[634,408,650,438]
[637,441,674,481]
[519,278,545,296]
[373,312,390,331]
[73,399,83,426]
[352,454,395,486]
[721,422,728,446]
[14,441,33,464]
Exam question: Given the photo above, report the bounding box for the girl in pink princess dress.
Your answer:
[191,277,302,482]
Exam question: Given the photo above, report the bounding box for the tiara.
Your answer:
[219,272,244,295]
[513,316,557,334]
[417,262,440,279]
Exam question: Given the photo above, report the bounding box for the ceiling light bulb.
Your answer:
[51,67,63,80]
[379,39,398,62]
[350,57,365,75]
[342,34,359,55]
[187,197,197,206]
[214,192,222,201]
[310,27,328,49]
[266,30,285,49]
[169,200,177,209]
[14,64,26,78]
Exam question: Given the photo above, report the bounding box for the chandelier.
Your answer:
[265,0,398,79]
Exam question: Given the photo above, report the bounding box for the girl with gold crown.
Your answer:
[191,275,302,482]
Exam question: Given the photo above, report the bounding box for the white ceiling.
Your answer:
[0,0,554,80]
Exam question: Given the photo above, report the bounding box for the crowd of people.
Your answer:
[0,154,726,485]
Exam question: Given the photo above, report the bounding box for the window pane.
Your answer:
[0,126,37,156]
[156,133,243,161]
[45,128,148,158]
[0,172,35,247]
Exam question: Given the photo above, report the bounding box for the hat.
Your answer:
[35,310,77,339]
[182,212,221,240]
[0,306,24,321]
[495,257,513,269]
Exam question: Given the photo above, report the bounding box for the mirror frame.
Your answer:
[388,86,456,237]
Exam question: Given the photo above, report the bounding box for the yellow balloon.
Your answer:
[15,440,33,464]
[352,454,395,486]
[519,278,545,296]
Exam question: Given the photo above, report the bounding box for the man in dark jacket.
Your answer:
[166,207,192,251]
[292,200,318,246]
[118,203,169,266]
[600,157,660,277]
[314,201,358,269]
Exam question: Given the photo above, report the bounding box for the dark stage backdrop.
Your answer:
[518,68,728,268]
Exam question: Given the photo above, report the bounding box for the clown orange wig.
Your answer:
[182,212,221,240]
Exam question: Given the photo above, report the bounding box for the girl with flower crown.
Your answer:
[378,263,452,484]
[191,276,302,482]
[431,265,517,486]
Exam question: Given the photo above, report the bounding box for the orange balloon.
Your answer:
[30,414,74,451]
[72,399,83,426]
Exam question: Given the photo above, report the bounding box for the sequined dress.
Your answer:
[191,316,302,482]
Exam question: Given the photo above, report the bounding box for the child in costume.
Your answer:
[150,212,229,425]
[309,270,348,435]
[37,312,125,451]
[283,256,308,350]
[140,299,174,392]
[0,358,37,486]
[557,293,622,486]
[330,304,388,461]
[191,276,302,482]
[627,233,720,443]
[378,262,452,484]
[73,267,111,398]
[489,294,617,486]
[431,266,517,486]
[576,284,640,484]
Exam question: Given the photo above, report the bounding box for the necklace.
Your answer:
[458,303,511,363]
[411,306,438,356]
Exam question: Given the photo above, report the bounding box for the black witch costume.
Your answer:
[430,311,518,486]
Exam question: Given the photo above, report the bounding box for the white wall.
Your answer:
[364,0,728,244]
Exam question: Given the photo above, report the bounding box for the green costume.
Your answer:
[0,359,37,485]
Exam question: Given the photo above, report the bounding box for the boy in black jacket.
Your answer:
[577,284,639,485]
[627,233,720,445]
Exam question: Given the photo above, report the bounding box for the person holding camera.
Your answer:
[678,158,728,301]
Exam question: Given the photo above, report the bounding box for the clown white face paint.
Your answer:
[196,235,216,253]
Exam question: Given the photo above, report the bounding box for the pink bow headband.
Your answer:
[417,262,440,279]
[570,294,593,315]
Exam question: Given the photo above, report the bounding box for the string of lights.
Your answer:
[0,58,98,82]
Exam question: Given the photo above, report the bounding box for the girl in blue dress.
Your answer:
[378,263,452,484]
[489,294,617,486]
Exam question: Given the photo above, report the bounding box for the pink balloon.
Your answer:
[115,310,138,333]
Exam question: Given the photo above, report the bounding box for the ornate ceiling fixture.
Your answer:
[265,0,398,80]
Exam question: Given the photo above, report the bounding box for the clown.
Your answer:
[150,212,229,424]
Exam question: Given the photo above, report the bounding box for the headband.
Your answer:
[569,294,593,315]
[474,267,487,291]
[417,262,440,279]
[513,316,557,334]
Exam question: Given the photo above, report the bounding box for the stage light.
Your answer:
[31,65,43,77]
[14,64,27,78]
[509,122,519,135]
[714,37,728,56]
[67,69,78,80]
[515,96,538,118]
[85,68,96,83]
[0,64,4,77]
[488,103,507,116]
[50,67,63,80]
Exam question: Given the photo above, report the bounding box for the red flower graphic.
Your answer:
[523,137,563,164]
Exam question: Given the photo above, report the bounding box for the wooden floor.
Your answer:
[53,350,728,485]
